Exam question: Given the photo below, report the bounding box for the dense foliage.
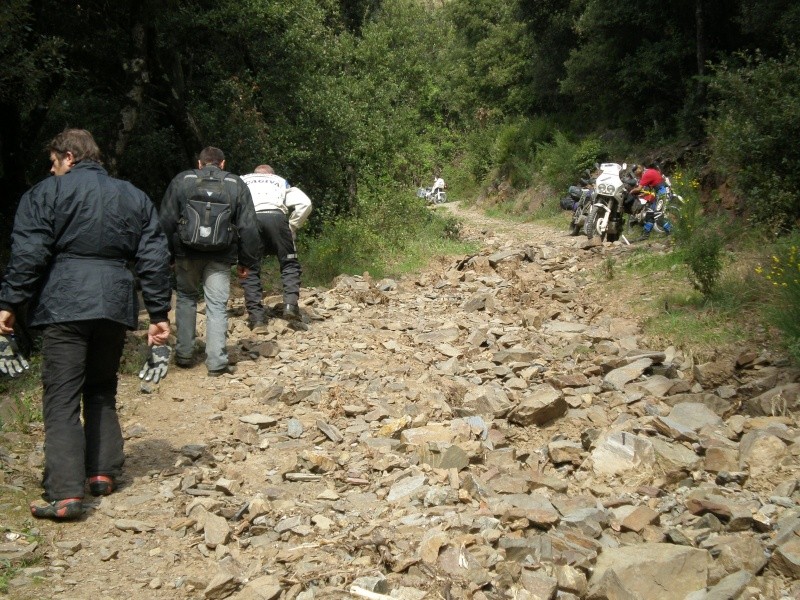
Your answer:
[1,0,799,263]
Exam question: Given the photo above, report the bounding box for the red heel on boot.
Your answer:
[88,475,114,496]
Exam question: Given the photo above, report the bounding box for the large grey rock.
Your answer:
[771,536,800,578]
[702,570,753,600]
[650,437,702,473]
[667,402,724,431]
[738,430,788,473]
[508,384,567,426]
[387,475,427,503]
[603,358,652,391]
[590,432,656,476]
[588,543,709,600]
[459,384,513,418]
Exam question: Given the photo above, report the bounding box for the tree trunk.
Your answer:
[108,4,149,177]
[157,48,204,166]
[695,0,707,95]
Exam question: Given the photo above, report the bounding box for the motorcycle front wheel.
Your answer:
[585,205,607,241]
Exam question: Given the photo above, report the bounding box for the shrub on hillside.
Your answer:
[683,225,724,300]
[535,132,601,192]
[491,118,553,188]
[756,234,800,363]
[707,48,800,230]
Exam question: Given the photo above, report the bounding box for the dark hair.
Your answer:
[47,129,101,163]
[198,146,225,166]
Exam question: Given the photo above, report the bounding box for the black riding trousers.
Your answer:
[40,320,127,500]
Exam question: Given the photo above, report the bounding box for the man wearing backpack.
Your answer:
[160,147,261,376]
[240,164,312,329]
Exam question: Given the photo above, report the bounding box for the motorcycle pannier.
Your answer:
[178,172,237,252]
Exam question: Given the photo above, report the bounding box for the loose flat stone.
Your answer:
[387,475,427,503]
[316,420,343,443]
[603,358,652,391]
[114,519,155,533]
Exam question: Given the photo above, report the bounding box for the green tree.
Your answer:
[560,0,702,137]
[706,48,800,229]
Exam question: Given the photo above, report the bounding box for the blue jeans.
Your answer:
[175,258,231,371]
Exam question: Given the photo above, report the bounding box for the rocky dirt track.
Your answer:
[2,202,800,600]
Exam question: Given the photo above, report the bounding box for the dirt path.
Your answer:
[2,202,797,600]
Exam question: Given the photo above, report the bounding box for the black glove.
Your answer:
[0,335,30,378]
[139,345,171,383]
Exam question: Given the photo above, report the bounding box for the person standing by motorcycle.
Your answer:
[629,163,672,239]
[432,175,446,200]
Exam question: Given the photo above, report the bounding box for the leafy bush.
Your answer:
[302,180,469,286]
[756,234,800,363]
[491,118,553,188]
[535,131,601,192]
[683,224,724,300]
[706,48,800,230]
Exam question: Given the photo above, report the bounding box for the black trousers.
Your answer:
[40,320,127,500]
[242,211,302,321]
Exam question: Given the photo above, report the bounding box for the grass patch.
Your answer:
[644,293,753,349]
[603,245,767,357]
[303,199,475,286]
[621,247,687,277]
[380,213,478,276]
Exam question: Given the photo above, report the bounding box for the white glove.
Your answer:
[0,335,30,378]
[139,345,171,383]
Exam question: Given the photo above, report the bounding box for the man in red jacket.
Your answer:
[629,163,672,239]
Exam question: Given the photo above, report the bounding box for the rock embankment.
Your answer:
[1,205,799,600]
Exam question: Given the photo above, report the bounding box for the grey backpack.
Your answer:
[178,171,237,251]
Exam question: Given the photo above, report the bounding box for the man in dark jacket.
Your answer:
[160,147,260,376]
[0,128,172,520]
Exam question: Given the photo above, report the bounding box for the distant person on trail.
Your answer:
[240,164,312,329]
[160,146,261,376]
[432,175,446,197]
[0,128,172,520]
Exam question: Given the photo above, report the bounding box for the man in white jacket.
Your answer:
[241,165,312,327]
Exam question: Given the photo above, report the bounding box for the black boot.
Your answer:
[282,304,301,321]
[248,316,267,330]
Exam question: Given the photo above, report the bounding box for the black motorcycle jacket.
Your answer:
[0,160,172,328]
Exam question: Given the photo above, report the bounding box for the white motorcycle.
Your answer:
[416,187,447,205]
[585,162,627,242]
